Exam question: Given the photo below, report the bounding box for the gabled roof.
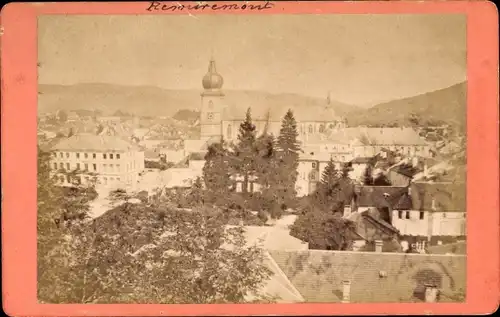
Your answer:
[410,182,466,212]
[393,193,413,210]
[269,249,466,303]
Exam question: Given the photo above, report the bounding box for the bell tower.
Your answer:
[200,58,225,140]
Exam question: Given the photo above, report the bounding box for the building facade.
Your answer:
[50,134,145,190]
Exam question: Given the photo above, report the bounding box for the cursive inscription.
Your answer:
[146,1,275,12]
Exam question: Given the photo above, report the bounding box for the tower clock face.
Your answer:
[207,112,214,120]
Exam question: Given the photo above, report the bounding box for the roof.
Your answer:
[51,134,140,152]
[354,186,408,208]
[269,249,466,303]
[347,210,400,241]
[410,182,466,212]
[221,97,343,122]
[393,193,413,210]
[427,241,466,255]
[393,164,422,178]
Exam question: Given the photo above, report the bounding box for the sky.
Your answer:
[38,14,466,106]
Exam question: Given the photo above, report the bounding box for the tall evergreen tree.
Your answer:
[231,108,258,194]
[202,141,232,204]
[363,163,373,185]
[275,109,300,206]
[255,132,276,190]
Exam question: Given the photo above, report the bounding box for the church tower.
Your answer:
[200,58,225,140]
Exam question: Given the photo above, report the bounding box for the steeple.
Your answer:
[202,58,224,90]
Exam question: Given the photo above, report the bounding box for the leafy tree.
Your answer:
[42,202,273,303]
[275,109,301,207]
[190,176,205,206]
[37,147,96,303]
[203,141,232,205]
[231,108,257,194]
[289,208,356,251]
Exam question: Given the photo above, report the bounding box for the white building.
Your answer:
[50,134,145,190]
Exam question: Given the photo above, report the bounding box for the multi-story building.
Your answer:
[50,134,145,190]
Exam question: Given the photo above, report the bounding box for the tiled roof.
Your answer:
[410,182,466,212]
[51,134,141,152]
[394,164,422,178]
[354,186,408,208]
[269,250,466,303]
[393,193,413,210]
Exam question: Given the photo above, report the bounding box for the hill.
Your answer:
[38,83,360,118]
[346,82,467,128]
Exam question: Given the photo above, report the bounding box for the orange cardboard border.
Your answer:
[1,1,499,316]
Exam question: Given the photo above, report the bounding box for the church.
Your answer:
[198,58,347,143]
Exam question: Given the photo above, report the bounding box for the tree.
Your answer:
[203,141,232,205]
[190,177,205,206]
[231,108,257,194]
[37,147,96,303]
[289,208,356,251]
[275,109,301,207]
[363,163,373,185]
[41,202,273,303]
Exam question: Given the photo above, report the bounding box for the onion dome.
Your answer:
[202,58,224,90]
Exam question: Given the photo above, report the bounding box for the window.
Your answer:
[103,164,107,172]
[76,163,80,170]
[227,125,232,138]
[341,156,345,161]
[117,164,121,170]
[76,153,80,159]
[308,125,313,133]
[53,163,57,170]
[93,153,96,159]
[66,174,71,183]
[329,124,334,129]
[103,153,107,159]
[59,152,63,158]
[419,211,425,220]
[319,124,325,133]
[66,153,69,158]
[312,162,317,168]
[66,163,70,170]
[110,153,114,159]
[398,210,403,219]
[59,176,65,183]
[117,177,121,181]
[60,163,64,169]
[406,211,411,219]
[84,153,88,159]
[116,154,120,159]
[443,213,447,218]
[103,177,108,185]
[93,163,97,171]
[85,176,90,182]
[84,163,88,170]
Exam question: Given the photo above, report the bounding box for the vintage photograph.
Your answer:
[37,13,467,304]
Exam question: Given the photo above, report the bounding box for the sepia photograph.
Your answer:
[36,12,467,304]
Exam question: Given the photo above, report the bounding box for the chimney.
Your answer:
[375,240,383,253]
[424,284,439,303]
[341,280,351,303]
[412,156,419,168]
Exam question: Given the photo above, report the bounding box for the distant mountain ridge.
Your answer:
[38,83,359,118]
[347,82,467,128]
